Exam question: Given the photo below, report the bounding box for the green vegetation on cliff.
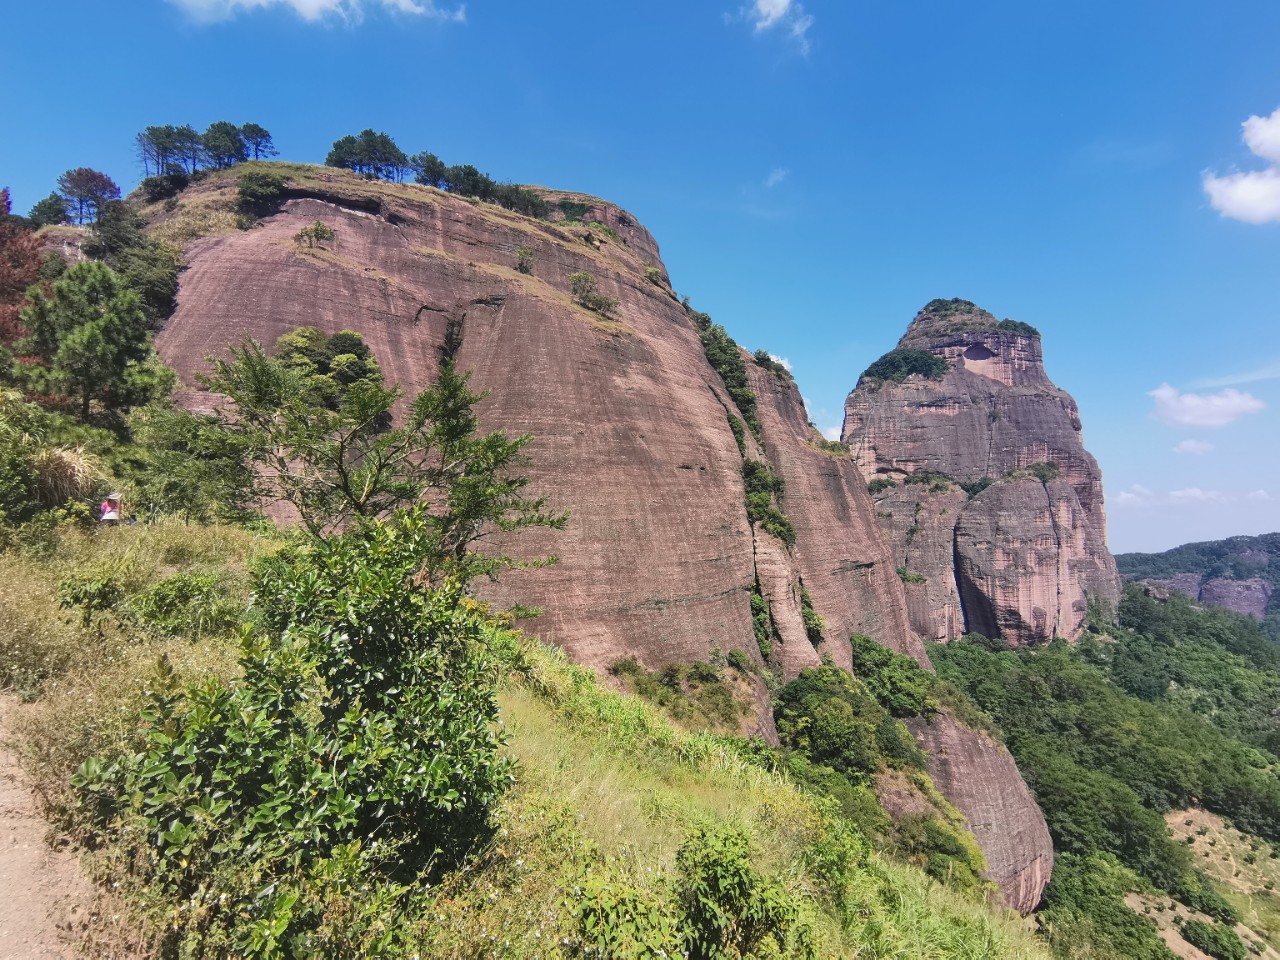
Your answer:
[933,585,1280,959]
[860,348,949,384]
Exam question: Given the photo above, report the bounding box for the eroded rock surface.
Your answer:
[907,712,1055,914]
[153,170,1052,913]
[844,299,1119,645]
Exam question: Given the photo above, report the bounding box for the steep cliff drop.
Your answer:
[843,298,1120,647]
[152,168,1052,912]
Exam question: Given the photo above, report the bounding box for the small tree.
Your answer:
[293,220,336,249]
[410,150,447,188]
[568,271,620,319]
[17,261,157,419]
[56,168,120,225]
[27,193,68,228]
[516,244,536,274]
[202,340,567,564]
[201,120,248,169]
[238,122,277,160]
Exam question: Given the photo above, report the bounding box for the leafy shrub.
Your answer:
[139,172,190,203]
[236,170,286,217]
[893,812,987,892]
[124,570,244,638]
[751,349,792,380]
[848,633,935,717]
[810,437,849,455]
[608,657,746,729]
[578,875,681,959]
[73,508,512,955]
[726,649,753,674]
[1180,919,1247,960]
[997,318,1040,337]
[959,476,993,497]
[776,667,924,783]
[867,477,897,495]
[675,823,816,960]
[897,567,927,584]
[294,219,336,248]
[742,459,795,547]
[800,587,825,645]
[692,310,762,439]
[515,244,535,274]
[1025,461,1060,483]
[904,471,951,492]
[1037,853,1178,960]
[922,297,981,316]
[56,572,125,626]
[568,271,620,319]
[725,414,746,456]
[750,582,776,662]
[861,348,948,384]
[557,200,591,223]
[644,264,663,285]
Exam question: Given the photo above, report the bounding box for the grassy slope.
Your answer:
[0,520,1050,959]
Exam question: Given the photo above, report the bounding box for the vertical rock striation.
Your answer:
[152,171,1053,913]
[843,299,1120,646]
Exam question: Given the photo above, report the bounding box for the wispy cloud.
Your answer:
[821,425,841,441]
[1173,439,1214,455]
[1197,358,1280,389]
[1113,484,1237,508]
[167,0,464,24]
[1149,383,1265,428]
[763,167,788,188]
[1204,105,1280,224]
[768,353,792,371]
[732,0,813,54]
[1249,489,1272,501]
[1169,487,1228,504]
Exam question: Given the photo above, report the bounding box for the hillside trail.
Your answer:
[0,697,99,958]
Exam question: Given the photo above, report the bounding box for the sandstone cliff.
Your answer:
[843,299,1120,646]
[150,167,1051,912]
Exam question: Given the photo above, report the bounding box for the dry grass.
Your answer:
[31,446,102,506]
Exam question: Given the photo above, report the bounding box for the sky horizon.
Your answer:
[3,0,1278,553]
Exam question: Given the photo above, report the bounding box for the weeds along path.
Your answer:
[0,697,99,958]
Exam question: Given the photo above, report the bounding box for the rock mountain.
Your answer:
[844,300,1120,647]
[143,165,1129,914]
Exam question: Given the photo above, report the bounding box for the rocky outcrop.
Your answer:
[907,712,1055,915]
[843,299,1120,646]
[1144,575,1274,619]
[152,169,1052,913]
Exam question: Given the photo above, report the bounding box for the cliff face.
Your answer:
[843,299,1120,646]
[151,169,1051,912]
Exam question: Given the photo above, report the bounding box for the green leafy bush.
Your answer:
[236,169,286,217]
[751,349,792,380]
[124,570,244,638]
[692,310,762,439]
[848,633,935,717]
[867,477,897,495]
[897,567,927,585]
[959,476,993,497]
[742,459,795,547]
[568,271,620,319]
[725,414,746,456]
[997,318,1041,337]
[800,587,825,645]
[1025,461,1060,483]
[73,508,513,955]
[515,244,535,274]
[1180,919,1247,960]
[676,823,816,960]
[860,348,948,384]
[577,875,681,959]
[750,581,776,662]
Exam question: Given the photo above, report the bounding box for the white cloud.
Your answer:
[768,353,792,372]
[1244,107,1280,163]
[1113,484,1154,507]
[821,425,841,441]
[1173,439,1214,455]
[167,0,464,24]
[1248,489,1272,501]
[736,0,813,54]
[1204,105,1280,224]
[1169,487,1227,504]
[763,168,788,188]
[1149,383,1264,428]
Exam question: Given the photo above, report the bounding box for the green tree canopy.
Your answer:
[238,122,277,160]
[27,193,68,228]
[16,261,164,418]
[56,168,120,225]
[201,120,248,169]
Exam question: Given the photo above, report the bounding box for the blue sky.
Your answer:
[3,0,1279,552]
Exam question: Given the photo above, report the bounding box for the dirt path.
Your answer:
[0,698,99,959]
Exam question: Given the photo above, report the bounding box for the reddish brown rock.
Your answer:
[907,712,1055,915]
[844,299,1120,645]
[151,168,1052,913]
[1198,577,1273,619]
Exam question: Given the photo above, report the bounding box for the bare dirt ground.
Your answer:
[0,698,112,959]
[1121,808,1280,960]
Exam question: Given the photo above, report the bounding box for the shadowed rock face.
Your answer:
[844,300,1120,646]
[152,171,1051,913]
[907,713,1055,915]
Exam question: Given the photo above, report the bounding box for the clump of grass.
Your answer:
[31,446,102,507]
